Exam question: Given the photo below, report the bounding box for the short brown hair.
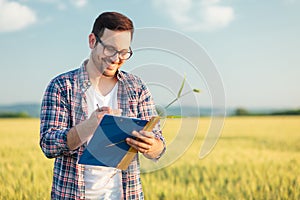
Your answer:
[92,12,134,39]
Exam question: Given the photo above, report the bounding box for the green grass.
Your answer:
[0,117,299,199]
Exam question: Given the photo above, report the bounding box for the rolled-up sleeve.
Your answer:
[40,79,74,158]
[138,81,166,160]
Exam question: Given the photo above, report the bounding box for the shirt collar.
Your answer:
[116,69,126,82]
[78,60,91,93]
[78,60,127,90]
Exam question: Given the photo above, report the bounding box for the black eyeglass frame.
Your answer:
[94,34,133,60]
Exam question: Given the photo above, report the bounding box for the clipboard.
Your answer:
[78,115,159,170]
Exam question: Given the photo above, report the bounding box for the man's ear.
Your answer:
[88,33,97,49]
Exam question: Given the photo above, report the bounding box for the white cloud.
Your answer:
[153,0,235,32]
[37,0,87,10]
[283,0,297,4]
[57,2,67,10]
[283,0,296,3]
[70,0,87,8]
[0,0,37,32]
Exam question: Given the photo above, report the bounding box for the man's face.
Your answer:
[91,29,132,77]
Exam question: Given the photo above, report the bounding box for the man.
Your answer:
[40,12,166,199]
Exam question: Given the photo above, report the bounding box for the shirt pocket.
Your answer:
[127,99,138,118]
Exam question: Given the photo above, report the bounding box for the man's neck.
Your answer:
[86,60,118,96]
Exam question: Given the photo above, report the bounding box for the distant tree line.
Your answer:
[0,112,31,118]
[234,108,300,116]
[270,109,300,115]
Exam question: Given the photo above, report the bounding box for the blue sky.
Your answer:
[0,0,299,109]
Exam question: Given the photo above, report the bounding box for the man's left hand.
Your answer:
[126,130,164,159]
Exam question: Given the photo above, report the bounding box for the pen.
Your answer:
[106,140,126,147]
[96,104,101,112]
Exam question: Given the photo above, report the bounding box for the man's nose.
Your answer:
[110,53,121,63]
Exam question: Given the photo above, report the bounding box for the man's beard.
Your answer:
[102,70,117,78]
[92,56,118,77]
[100,57,120,78]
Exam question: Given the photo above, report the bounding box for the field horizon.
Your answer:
[1,103,299,118]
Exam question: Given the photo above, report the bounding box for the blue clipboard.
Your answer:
[78,115,148,168]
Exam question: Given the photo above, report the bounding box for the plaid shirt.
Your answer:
[40,60,165,199]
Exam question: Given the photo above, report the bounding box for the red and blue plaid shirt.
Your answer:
[40,60,165,199]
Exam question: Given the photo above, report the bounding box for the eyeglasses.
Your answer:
[95,34,133,60]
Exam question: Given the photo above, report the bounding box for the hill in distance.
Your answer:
[0,103,216,118]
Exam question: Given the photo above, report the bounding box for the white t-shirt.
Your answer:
[84,83,123,200]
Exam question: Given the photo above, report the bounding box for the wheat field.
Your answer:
[0,116,299,199]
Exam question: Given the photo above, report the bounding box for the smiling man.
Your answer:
[40,12,166,200]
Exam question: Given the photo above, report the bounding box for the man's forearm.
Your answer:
[66,109,108,150]
[67,127,84,150]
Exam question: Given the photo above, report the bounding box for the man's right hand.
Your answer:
[67,107,111,150]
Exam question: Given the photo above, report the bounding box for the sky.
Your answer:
[0,0,299,109]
